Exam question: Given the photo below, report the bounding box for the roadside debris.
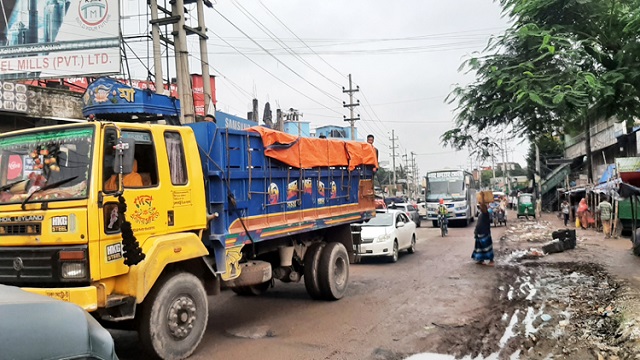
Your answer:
[410,219,640,360]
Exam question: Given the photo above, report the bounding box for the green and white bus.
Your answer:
[425,169,478,227]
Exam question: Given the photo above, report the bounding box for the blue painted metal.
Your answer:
[82,78,180,118]
[215,111,258,130]
[186,122,375,252]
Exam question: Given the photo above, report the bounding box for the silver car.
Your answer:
[388,202,421,227]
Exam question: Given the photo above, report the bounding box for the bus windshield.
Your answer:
[426,171,465,201]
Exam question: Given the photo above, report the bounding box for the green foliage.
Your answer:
[525,134,565,179]
[443,0,640,156]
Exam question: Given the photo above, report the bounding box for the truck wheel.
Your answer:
[317,242,349,301]
[139,272,208,360]
[231,281,271,296]
[304,242,326,300]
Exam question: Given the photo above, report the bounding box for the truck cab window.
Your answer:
[164,132,188,185]
[103,130,158,191]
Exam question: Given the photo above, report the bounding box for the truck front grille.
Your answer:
[0,246,88,286]
[0,223,41,235]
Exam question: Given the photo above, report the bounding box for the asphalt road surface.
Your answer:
[113,219,499,360]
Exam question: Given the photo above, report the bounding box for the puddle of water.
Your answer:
[499,309,520,347]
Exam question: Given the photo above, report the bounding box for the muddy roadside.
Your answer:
[412,213,640,360]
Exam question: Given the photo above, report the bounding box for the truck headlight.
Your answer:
[61,262,86,279]
[376,234,391,243]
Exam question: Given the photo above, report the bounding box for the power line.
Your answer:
[207,27,343,116]
[211,7,344,105]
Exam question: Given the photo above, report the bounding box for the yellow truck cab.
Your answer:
[0,120,376,359]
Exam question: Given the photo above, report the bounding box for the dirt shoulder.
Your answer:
[413,212,640,360]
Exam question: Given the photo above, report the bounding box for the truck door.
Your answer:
[98,128,165,279]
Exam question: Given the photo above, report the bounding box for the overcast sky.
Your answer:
[123,0,528,175]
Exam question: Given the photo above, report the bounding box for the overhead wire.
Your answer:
[231,0,344,90]
[211,6,345,108]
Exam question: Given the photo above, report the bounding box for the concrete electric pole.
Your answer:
[389,130,398,187]
[196,0,213,115]
[342,74,360,140]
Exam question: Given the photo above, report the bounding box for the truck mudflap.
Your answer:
[21,286,98,311]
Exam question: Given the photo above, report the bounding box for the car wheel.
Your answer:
[388,240,399,263]
[139,272,208,360]
[407,235,416,254]
[303,242,326,300]
[317,242,350,301]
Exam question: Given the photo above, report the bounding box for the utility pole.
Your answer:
[535,142,542,196]
[402,151,409,197]
[149,0,164,95]
[389,130,398,188]
[491,147,496,190]
[411,151,417,200]
[171,0,195,124]
[504,133,511,195]
[196,0,213,115]
[342,74,360,140]
[501,131,507,193]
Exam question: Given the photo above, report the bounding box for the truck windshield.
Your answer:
[0,126,94,205]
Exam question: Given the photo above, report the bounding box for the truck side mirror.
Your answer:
[113,138,136,174]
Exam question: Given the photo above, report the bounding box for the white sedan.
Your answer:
[358,210,417,262]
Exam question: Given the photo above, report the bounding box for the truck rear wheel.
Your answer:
[317,242,349,301]
[139,272,208,360]
[303,242,326,300]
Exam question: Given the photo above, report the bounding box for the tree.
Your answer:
[525,134,565,179]
[443,0,640,183]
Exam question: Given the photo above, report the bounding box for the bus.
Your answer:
[425,169,478,227]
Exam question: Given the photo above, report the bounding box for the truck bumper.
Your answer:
[22,286,98,312]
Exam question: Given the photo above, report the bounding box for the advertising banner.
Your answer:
[0,0,120,80]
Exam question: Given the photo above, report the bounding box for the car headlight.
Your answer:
[375,233,391,243]
[61,262,87,279]
[455,206,466,211]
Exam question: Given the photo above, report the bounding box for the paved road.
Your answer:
[113,219,501,360]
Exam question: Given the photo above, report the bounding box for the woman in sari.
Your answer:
[577,198,588,229]
[472,196,495,266]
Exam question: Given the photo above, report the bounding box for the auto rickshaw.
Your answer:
[517,193,536,219]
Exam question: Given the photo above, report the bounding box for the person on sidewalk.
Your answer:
[561,200,570,227]
[472,192,495,267]
[597,197,613,238]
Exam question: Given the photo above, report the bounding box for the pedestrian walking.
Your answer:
[561,200,570,226]
[577,198,588,229]
[472,191,494,266]
[597,197,613,238]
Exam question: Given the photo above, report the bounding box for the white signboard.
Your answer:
[0,0,120,80]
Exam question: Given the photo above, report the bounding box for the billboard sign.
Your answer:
[0,0,120,80]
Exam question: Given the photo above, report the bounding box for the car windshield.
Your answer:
[362,213,394,226]
[0,126,94,205]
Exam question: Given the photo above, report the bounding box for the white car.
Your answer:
[417,202,427,219]
[358,210,417,262]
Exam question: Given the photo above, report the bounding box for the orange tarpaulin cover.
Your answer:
[247,126,379,170]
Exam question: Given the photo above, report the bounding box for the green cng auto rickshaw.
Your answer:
[517,193,535,219]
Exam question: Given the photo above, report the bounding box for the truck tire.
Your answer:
[139,272,208,360]
[317,242,349,301]
[303,242,326,300]
[231,281,271,296]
